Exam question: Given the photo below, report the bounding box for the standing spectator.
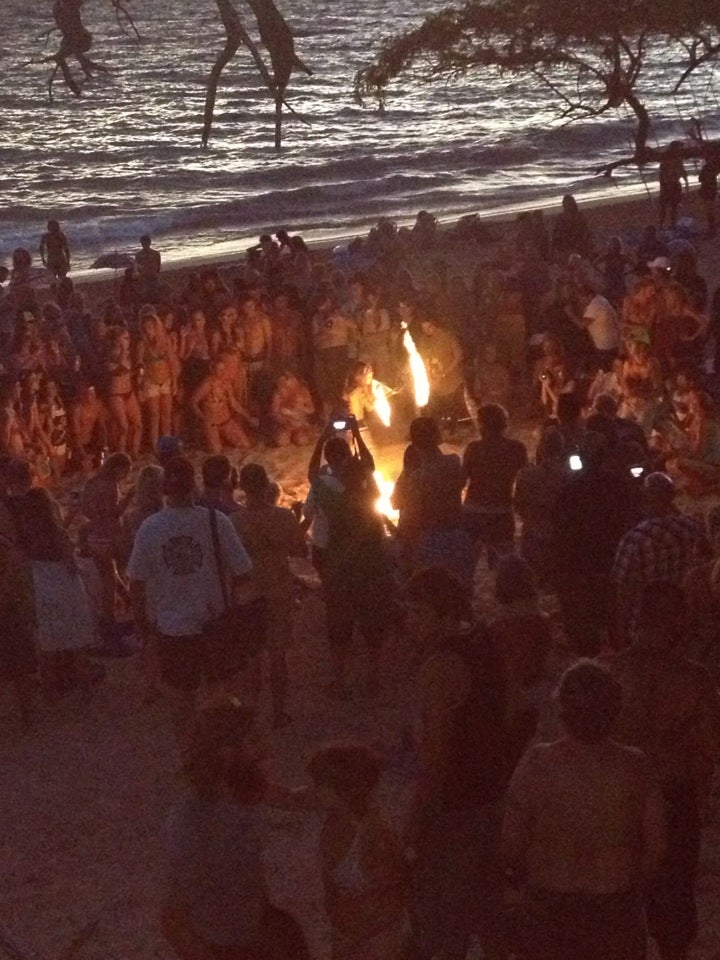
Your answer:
[81,452,133,643]
[503,660,666,960]
[612,472,711,645]
[307,742,407,960]
[405,566,510,960]
[396,417,469,591]
[573,286,621,370]
[162,701,310,960]
[127,456,252,714]
[462,403,528,569]
[698,146,720,236]
[605,584,720,960]
[135,234,162,301]
[233,464,306,729]
[512,426,566,585]
[551,432,641,655]
[551,194,590,261]
[39,219,71,278]
[308,419,389,699]
[419,316,465,424]
[658,142,689,229]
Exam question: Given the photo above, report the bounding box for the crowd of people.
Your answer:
[1,194,720,960]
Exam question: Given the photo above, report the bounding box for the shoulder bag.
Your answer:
[204,507,268,681]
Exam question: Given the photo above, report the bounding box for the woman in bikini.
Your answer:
[105,326,142,458]
[191,357,255,454]
[38,378,69,478]
[136,309,174,452]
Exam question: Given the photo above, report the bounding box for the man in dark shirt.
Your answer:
[196,454,240,515]
[551,431,642,655]
[406,566,510,960]
[463,403,528,568]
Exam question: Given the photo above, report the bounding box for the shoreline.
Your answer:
[30,179,670,292]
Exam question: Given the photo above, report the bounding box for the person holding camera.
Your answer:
[307,416,390,699]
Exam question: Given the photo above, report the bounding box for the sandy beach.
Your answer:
[2,187,720,960]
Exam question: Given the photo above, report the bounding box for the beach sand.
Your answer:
[2,189,720,960]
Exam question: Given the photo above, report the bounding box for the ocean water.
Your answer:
[3,0,720,269]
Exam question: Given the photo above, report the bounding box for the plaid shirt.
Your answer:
[612,514,711,586]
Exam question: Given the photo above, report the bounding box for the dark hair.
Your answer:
[307,741,384,813]
[556,392,581,424]
[409,416,441,451]
[405,565,469,621]
[324,436,351,468]
[495,554,537,605]
[477,402,508,437]
[239,462,270,497]
[102,452,132,477]
[557,660,622,743]
[163,456,195,498]
[182,700,260,800]
[202,454,232,489]
[636,581,686,637]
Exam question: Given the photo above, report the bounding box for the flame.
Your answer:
[371,379,392,427]
[374,470,399,522]
[402,323,430,409]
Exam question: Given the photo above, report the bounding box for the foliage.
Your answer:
[354,0,720,162]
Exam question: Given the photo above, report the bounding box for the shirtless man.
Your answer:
[39,219,70,278]
[269,292,304,370]
[503,659,666,960]
[70,383,108,473]
[239,293,273,407]
[134,235,161,301]
[604,584,720,960]
[191,358,255,454]
[106,326,142,458]
[269,371,314,446]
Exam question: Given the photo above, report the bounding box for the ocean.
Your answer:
[3,0,720,269]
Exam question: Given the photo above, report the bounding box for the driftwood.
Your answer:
[47,0,109,102]
[594,129,720,177]
[203,0,311,151]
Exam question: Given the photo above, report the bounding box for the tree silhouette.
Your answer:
[355,0,720,174]
[29,0,310,151]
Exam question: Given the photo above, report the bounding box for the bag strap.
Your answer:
[208,507,230,612]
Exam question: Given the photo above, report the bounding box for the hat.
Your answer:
[644,471,676,501]
[647,256,671,271]
[156,435,183,465]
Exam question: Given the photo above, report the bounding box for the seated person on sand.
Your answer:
[0,376,26,458]
[473,341,511,408]
[270,371,315,447]
[191,357,256,454]
[411,209,438,249]
[105,326,142,459]
[534,337,576,419]
[38,378,69,479]
[618,336,662,433]
[667,390,720,493]
[69,383,109,473]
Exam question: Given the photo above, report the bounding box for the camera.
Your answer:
[540,371,549,381]
[568,454,583,472]
[332,418,349,431]
[629,465,644,479]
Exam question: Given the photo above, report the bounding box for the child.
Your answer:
[307,742,408,960]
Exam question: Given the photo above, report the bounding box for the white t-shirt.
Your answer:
[583,295,620,351]
[127,505,252,637]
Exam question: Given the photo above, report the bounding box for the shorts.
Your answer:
[143,379,172,400]
[157,633,206,692]
[522,887,646,960]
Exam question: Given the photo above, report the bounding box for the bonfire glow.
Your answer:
[402,323,430,409]
[374,470,399,522]
[371,379,392,427]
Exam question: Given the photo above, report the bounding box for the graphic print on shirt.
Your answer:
[162,536,204,575]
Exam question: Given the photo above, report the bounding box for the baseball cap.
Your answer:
[647,256,671,271]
